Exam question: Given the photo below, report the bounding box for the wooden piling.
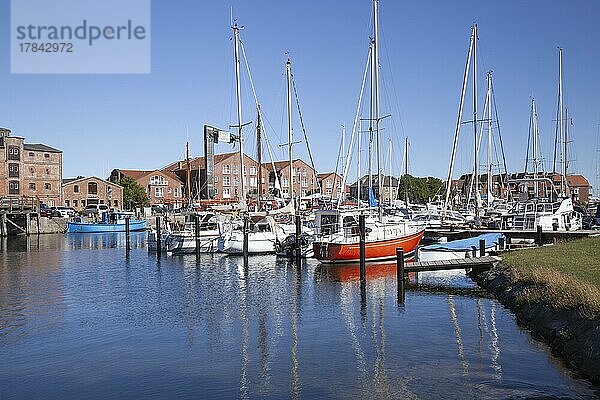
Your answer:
[396,248,405,304]
[359,214,366,282]
[25,212,30,236]
[155,216,161,258]
[536,225,543,246]
[125,216,131,252]
[295,214,302,264]
[479,239,485,257]
[498,236,505,250]
[195,214,201,256]
[0,214,6,237]
[243,215,249,267]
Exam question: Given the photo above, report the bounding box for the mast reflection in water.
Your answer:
[0,234,597,399]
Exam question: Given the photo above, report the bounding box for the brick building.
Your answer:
[163,152,269,201]
[62,176,124,211]
[0,127,62,206]
[109,169,184,209]
[263,159,318,199]
[317,172,348,199]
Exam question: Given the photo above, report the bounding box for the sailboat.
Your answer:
[313,0,425,263]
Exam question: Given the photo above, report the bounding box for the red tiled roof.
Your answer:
[567,174,590,187]
[116,169,183,183]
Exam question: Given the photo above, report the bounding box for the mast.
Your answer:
[232,23,246,202]
[186,141,191,206]
[564,107,569,196]
[387,139,392,207]
[373,0,383,221]
[443,25,475,218]
[368,39,375,205]
[472,23,479,216]
[357,120,362,204]
[286,58,295,212]
[486,71,493,203]
[340,125,346,202]
[532,98,540,197]
[256,105,262,209]
[404,137,409,203]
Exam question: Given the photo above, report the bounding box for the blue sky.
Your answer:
[1,0,599,190]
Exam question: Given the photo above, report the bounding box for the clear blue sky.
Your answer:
[1,0,599,190]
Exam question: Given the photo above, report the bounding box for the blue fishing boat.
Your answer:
[66,212,147,233]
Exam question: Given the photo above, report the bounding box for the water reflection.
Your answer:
[0,235,597,399]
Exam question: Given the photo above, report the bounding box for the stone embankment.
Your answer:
[474,266,600,386]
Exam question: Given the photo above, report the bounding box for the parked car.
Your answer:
[38,203,52,217]
[83,204,110,216]
[51,206,75,218]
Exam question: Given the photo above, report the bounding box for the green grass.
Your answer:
[501,237,600,316]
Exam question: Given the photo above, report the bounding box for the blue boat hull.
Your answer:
[66,220,147,233]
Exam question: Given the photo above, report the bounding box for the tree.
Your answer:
[117,176,149,209]
[397,175,443,204]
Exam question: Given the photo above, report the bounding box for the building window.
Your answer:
[29,167,34,173]
[222,164,230,174]
[326,179,332,188]
[155,187,164,198]
[73,200,78,207]
[114,200,118,207]
[150,175,167,186]
[29,152,34,157]
[282,178,289,188]
[74,185,79,193]
[214,188,218,195]
[249,166,257,175]
[174,188,179,197]
[302,168,307,177]
[223,176,231,187]
[233,177,239,186]
[222,188,231,198]
[44,153,50,158]
[8,163,19,178]
[45,183,51,190]
[214,176,218,183]
[65,200,70,207]
[168,187,172,194]
[29,183,36,190]
[8,146,20,161]
[301,178,308,188]
[233,166,239,175]
[243,165,247,175]
[81,200,86,207]
[45,168,50,174]
[8,181,20,195]
[326,188,332,196]
[249,177,257,187]
[88,182,98,194]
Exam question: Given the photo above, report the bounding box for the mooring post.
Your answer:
[125,216,131,253]
[536,225,543,246]
[0,213,6,237]
[479,239,486,257]
[25,212,30,236]
[359,214,366,282]
[396,248,405,304]
[155,216,161,258]
[498,236,505,250]
[295,214,302,264]
[243,215,249,267]
[195,214,201,256]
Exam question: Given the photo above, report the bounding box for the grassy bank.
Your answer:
[501,237,600,316]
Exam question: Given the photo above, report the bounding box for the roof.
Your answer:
[114,169,183,183]
[263,158,315,172]
[163,152,243,173]
[350,174,399,188]
[317,172,341,180]
[567,174,590,187]
[62,176,123,188]
[23,143,62,153]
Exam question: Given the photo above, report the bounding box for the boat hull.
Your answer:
[313,230,424,263]
[66,220,147,233]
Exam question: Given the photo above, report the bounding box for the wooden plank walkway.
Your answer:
[404,256,501,273]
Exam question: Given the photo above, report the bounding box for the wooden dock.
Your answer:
[425,228,598,244]
[404,256,501,273]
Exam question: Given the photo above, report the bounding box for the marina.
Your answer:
[2,0,600,398]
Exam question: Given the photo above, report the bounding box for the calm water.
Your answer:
[0,234,597,399]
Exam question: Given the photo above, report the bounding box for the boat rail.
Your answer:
[0,197,37,211]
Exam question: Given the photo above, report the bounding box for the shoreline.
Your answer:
[473,264,600,387]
